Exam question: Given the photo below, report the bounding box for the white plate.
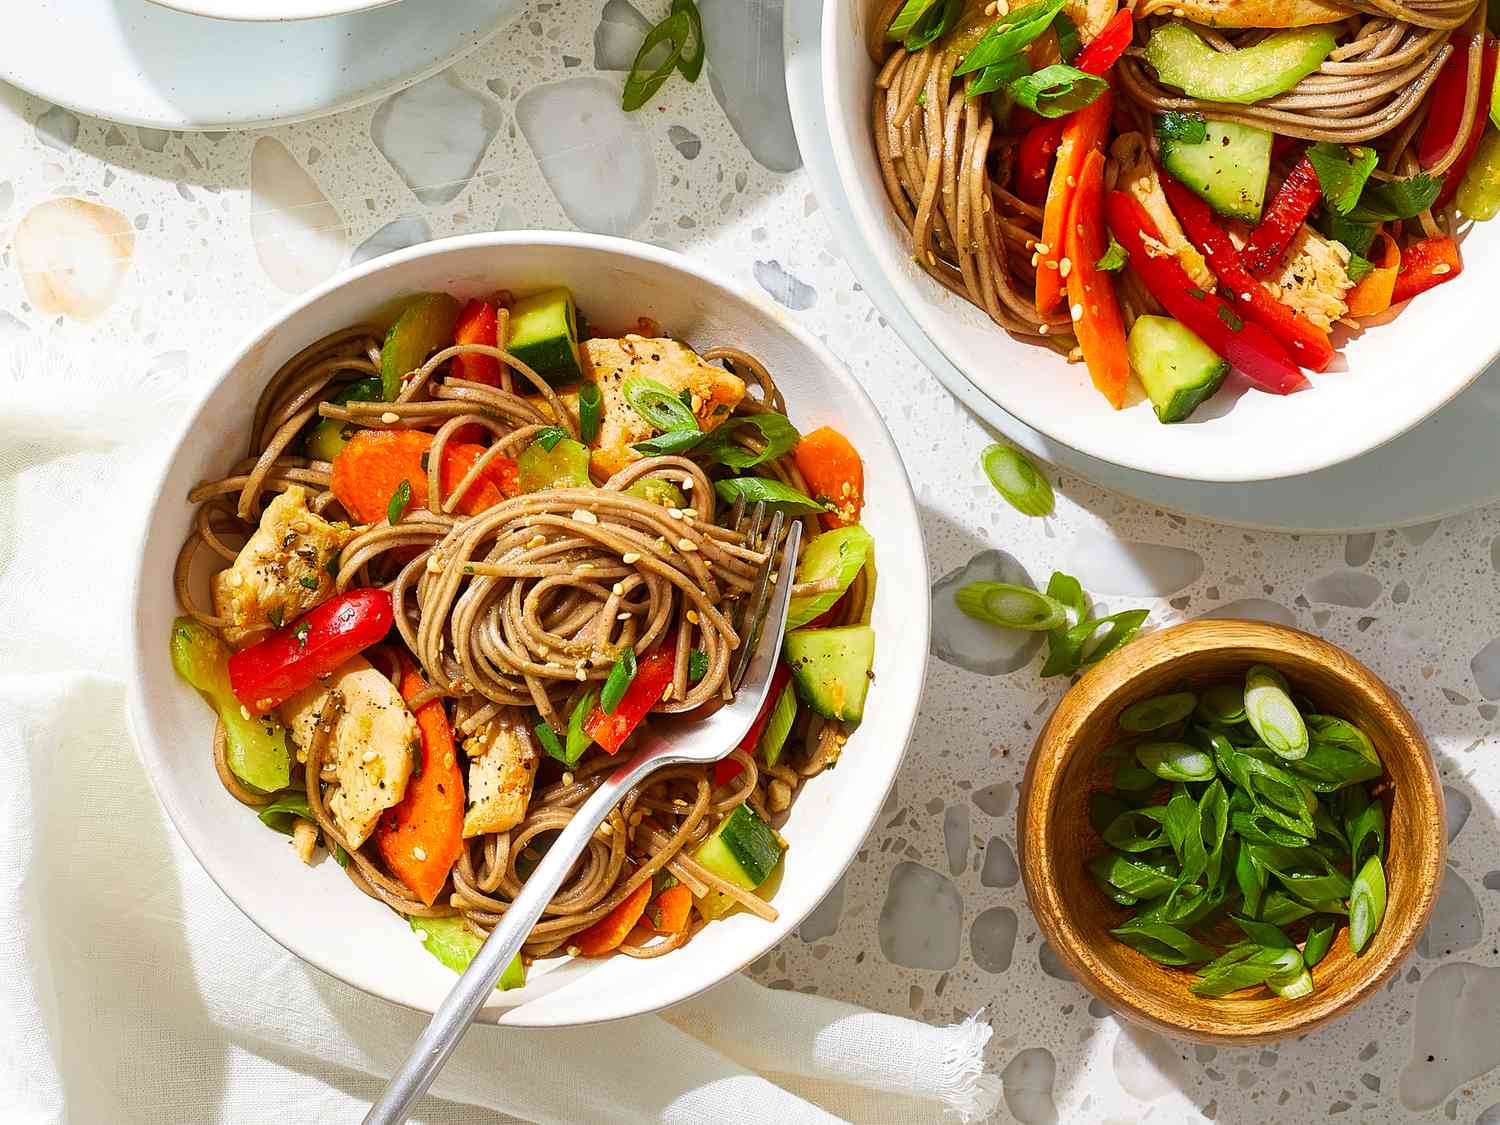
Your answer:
[818,0,1500,483]
[147,0,398,22]
[787,0,1500,531]
[124,231,929,1026]
[6,0,517,130]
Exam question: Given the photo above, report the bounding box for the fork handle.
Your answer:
[362,761,643,1125]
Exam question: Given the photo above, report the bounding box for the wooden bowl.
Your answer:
[1018,619,1444,1044]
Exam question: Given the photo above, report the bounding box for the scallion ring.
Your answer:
[671,0,705,81]
[623,376,700,433]
[1347,855,1386,955]
[1119,691,1197,733]
[622,11,691,112]
[578,381,602,444]
[981,443,1054,516]
[600,648,639,714]
[954,581,1068,631]
[1245,664,1309,760]
[1135,742,1217,782]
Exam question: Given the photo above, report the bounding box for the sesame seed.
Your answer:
[1030,253,1040,267]
[413,846,427,861]
[1044,260,1058,270]
[1034,242,1050,255]
[667,507,683,520]
[599,821,613,836]
[567,945,581,957]
[380,411,400,424]
[1038,323,1050,335]
[363,750,377,762]
[526,534,546,548]
[681,478,694,491]
[1059,258,1072,279]
[1070,303,1084,322]
[622,551,641,564]
[1433,263,1452,275]
[678,538,697,552]
[612,582,625,596]
[577,563,594,571]
[239,705,252,721]
[572,509,598,524]
[618,612,631,620]
[661,683,674,701]
[1065,176,1075,189]
[683,508,698,518]
[561,771,575,785]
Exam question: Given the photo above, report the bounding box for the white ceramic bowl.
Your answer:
[125,232,928,1026]
[822,0,1499,482]
[146,0,398,20]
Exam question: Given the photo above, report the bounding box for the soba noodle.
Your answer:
[176,317,873,959]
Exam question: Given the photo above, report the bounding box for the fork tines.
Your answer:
[730,502,787,694]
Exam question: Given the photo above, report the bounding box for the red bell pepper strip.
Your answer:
[1064,149,1131,408]
[373,660,466,906]
[713,662,793,784]
[227,588,393,714]
[1390,235,1463,304]
[451,299,502,443]
[1015,11,1133,206]
[1419,34,1499,208]
[1161,175,1335,372]
[1037,89,1113,315]
[1241,156,1321,277]
[1104,191,1306,395]
[582,646,677,755]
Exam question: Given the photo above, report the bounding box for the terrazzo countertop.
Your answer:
[6,2,1500,1122]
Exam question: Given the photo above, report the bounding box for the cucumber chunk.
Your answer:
[380,293,462,400]
[506,287,583,384]
[304,375,383,462]
[1159,118,1272,222]
[625,477,688,508]
[693,803,785,918]
[411,916,525,990]
[784,624,875,724]
[516,436,591,492]
[785,525,873,630]
[1127,316,1229,423]
[1145,22,1336,106]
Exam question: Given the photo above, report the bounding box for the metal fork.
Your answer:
[364,503,802,1125]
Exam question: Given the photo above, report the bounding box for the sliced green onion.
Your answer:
[955,0,1066,76]
[903,0,962,51]
[1089,852,1178,900]
[1135,742,1216,782]
[534,721,567,763]
[534,425,568,452]
[1053,10,1082,60]
[713,476,828,514]
[1006,63,1107,118]
[885,0,940,41]
[1347,855,1386,955]
[622,11,691,112]
[1197,682,1247,724]
[578,381,602,444]
[1119,691,1197,732]
[600,648,639,714]
[954,582,1068,631]
[1102,807,1170,852]
[633,412,799,469]
[623,377,700,433]
[1244,664,1309,760]
[1113,757,1159,792]
[671,0,705,81]
[387,479,412,525]
[1305,714,1378,763]
[1268,965,1314,999]
[1302,917,1337,968]
[1109,920,1214,966]
[966,54,1030,100]
[258,791,315,834]
[565,690,598,765]
[981,443,1054,516]
[687,648,709,683]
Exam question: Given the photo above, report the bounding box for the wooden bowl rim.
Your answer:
[1019,618,1445,1045]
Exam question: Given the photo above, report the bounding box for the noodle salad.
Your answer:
[870,0,1495,422]
[169,287,877,983]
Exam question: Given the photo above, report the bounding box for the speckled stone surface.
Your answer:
[7,3,1500,1121]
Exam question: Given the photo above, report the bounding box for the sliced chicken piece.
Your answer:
[1067,0,1118,41]
[581,336,746,477]
[212,485,354,648]
[1137,0,1352,26]
[1112,132,1217,293]
[1261,224,1352,331]
[461,715,539,838]
[281,656,418,849]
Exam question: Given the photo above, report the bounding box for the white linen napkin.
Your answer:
[0,336,1001,1125]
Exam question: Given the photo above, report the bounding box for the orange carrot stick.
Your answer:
[1345,231,1400,318]
[1036,89,1113,317]
[646,883,694,934]
[573,875,654,956]
[373,662,465,906]
[330,430,518,524]
[793,426,864,529]
[1065,149,1130,408]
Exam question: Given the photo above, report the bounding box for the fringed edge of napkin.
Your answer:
[936,1008,1003,1123]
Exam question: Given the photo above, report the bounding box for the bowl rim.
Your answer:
[1017,618,1445,1044]
[818,0,1500,484]
[123,229,930,1026]
[142,0,401,21]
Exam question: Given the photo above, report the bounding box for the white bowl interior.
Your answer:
[126,233,927,1026]
[822,0,1498,482]
[144,0,399,20]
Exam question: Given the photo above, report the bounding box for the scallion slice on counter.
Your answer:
[1119,691,1198,732]
[623,377,700,433]
[578,381,602,444]
[981,442,1054,516]
[1245,663,1309,759]
[954,582,1068,631]
[671,0,705,81]
[622,11,691,112]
